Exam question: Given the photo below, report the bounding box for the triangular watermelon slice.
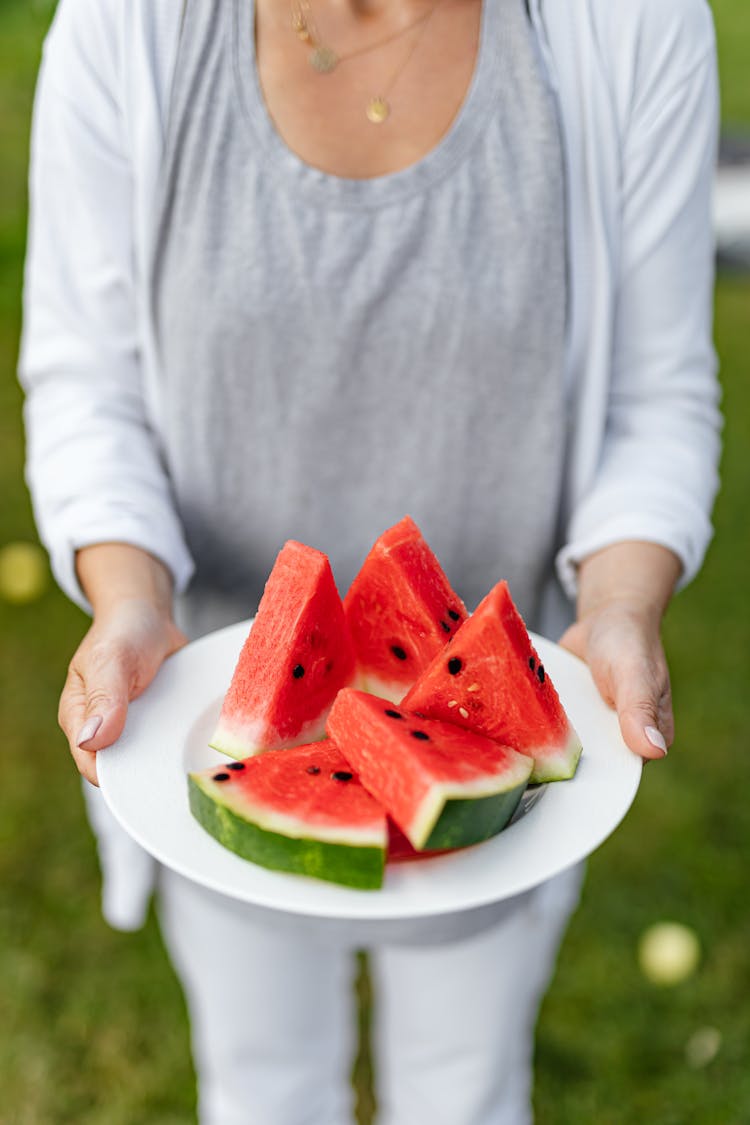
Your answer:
[210,541,356,758]
[402,580,583,783]
[327,689,534,851]
[189,743,386,889]
[344,516,468,703]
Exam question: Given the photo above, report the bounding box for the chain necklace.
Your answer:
[290,0,442,123]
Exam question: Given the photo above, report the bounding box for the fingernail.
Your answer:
[77,715,103,747]
[645,725,668,757]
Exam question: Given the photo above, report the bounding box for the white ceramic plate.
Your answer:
[99,622,641,922]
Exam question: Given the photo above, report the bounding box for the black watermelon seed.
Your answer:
[529,656,536,671]
[213,772,230,782]
[440,620,451,633]
[306,765,321,775]
[331,771,353,782]
[384,708,403,719]
[411,730,430,741]
[292,664,305,679]
[325,660,334,672]
[447,609,460,621]
[227,762,246,771]
[448,657,462,675]
[391,645,408,661]
[537,664,545,684]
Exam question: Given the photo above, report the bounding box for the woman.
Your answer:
[20,0,721,1121]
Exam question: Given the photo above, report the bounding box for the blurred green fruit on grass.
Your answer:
[0,540,48,604]
[638,922,702,986]
[685,1026,723,1069]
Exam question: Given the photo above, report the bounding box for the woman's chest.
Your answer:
[153,0,567,383]
[253,0,483,178]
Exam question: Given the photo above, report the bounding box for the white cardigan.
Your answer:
[19,0,722,929]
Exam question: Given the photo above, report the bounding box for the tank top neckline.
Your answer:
[231,0,504,208]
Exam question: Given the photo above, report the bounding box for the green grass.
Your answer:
[1,2,749,1122]
[534,278,750,1124]
[712,0,750,125]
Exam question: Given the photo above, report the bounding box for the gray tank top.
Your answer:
[152,0,566,638]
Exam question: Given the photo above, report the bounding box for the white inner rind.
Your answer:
[530,726,583,782]
[194,775,386,847]
[359,672,408,706]
[209,713,329,758]
[407,753,534,849]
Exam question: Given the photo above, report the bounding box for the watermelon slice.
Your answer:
[402,580,582,783]
[210,541,356,758]
[189,743,386,889]
[326,689,534,851]
[344,515,468,703]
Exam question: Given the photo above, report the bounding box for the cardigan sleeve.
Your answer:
[18,0,194,612]
[556,1,722,596]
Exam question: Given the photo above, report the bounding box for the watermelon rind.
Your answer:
[409,760,533,851]
[208,718,267,759]
[209,713,329,760]
[421,790,527,851]
[527,726,583,784]
[188,774,385,890]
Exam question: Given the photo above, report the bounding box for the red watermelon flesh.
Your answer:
[210,541,356,758]
[402,580,582,783]
[327,689,533,851]
[189,742,386,889]
[344,516,468,703]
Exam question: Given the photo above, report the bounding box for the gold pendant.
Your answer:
[366,96,390,124]
[309,45,339,73]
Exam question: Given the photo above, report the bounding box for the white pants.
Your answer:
[157,865,583,1125]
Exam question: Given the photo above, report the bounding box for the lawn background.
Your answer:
[1,2,748,1122]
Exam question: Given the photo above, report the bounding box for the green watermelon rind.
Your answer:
[528,726,583,784]
[404,754,535,850]
[420,780,530,851]
[188,775,385,890]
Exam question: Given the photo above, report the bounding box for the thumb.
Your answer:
[560,606,673,762]
[614,672,672,761]
[79,639,153,752]
[61,643,138,756]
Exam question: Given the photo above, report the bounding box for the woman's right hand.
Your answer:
[59,544,188,786]
[59,599,187,786]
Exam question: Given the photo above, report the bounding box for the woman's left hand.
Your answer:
[559,599,671,759]
[557,541,682,761]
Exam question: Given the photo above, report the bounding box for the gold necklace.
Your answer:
[292,0,433,73]
[366,0,441,122]
[290,0,442,123]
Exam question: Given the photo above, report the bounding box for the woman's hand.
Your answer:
[58,544,188,786]
[559,598,672,759]
[59,600,187,785]
[558,542,682,761]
